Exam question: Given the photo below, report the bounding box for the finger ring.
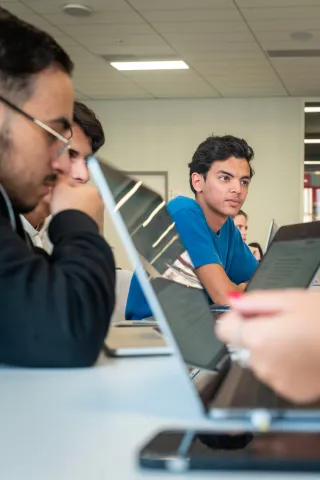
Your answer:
[235,348,251,368]
[232,321,251,368]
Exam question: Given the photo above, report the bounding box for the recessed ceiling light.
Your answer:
[305,161,320,164]
[290,31,313,41]
[62,4,93,17]
[305,106,320,112]
[110,60,189,71]
[304,139,320,144]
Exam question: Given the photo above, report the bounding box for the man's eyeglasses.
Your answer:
[0,95,72,157]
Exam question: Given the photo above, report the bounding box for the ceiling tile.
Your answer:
[54,36,79,47]
[21,0,131,9]
[236,0,320,7]
[206,72,282,83]
[288,85,320,96]
[139,81,220,98]
[72,33,169,49]
[141,9,242,22]
[1,2,35,16]
[242,6,320,21]
[256,30,320,47]
[75,70,135,83]
[216,84,287,97]
[153,21,249,34]
[248,18,320,32]
[58,23,154,39]
[121,69,204,83]
[73,79,150,96]
[86,43,176,56]
[41,11,144,24]
[182,45,263,60]
[89,92,153,99]
[163,31,254,47]
[6,0,315,98]
[8,13,69,38]
[129,0,234,10]
[190,59,272,75]
[62,45,100,59]
[271,58,320,80]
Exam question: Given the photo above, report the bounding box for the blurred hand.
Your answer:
[238,282,247,291]
[216,289,320,404]
[50,176,104,228]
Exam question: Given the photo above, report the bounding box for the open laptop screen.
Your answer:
[247,222,320,291]
[265,219,280,252]
[94,159,227,370]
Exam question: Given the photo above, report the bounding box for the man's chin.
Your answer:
[12,193,47,215]
[13,201,38,215]
[227,205,242,217]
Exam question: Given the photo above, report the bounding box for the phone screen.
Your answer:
[139,430,320,471]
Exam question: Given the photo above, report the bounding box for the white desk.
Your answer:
[0,355,318,480]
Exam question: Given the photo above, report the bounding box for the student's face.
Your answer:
[0,67,74,213]
[68,122,91,184]
[25,121,93,225]
[193,156,251,218]
[234,214,248,242]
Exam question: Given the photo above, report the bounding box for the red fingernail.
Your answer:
[228,291,243,299]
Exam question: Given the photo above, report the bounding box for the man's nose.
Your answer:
[70,159,90,184]
[230,179,241,193]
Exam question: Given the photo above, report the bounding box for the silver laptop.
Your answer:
[105,323,169,357]
[265,218,280,251]
[88,156,320,430]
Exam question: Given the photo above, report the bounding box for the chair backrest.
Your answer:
[111,269,133,324]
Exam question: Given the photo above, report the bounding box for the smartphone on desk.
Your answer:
[138,429,320,472]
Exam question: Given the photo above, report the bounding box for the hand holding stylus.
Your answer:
[216,289,320,404]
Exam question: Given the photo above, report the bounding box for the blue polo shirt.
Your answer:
[125,196,258,319]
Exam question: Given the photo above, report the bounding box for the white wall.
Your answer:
[87,97,304,268]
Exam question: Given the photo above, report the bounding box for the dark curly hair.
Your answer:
[0,7,73,103]
[73,102,105,154]
[188,134,255,194]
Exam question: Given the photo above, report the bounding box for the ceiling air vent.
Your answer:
[268,50,320,58]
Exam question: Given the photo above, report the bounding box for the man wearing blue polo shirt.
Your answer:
[126,134,258,319]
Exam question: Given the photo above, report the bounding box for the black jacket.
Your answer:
[0,189,116,368]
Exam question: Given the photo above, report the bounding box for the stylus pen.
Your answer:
[177,430,195,457]
[188,368,201,380]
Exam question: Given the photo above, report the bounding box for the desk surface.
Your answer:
[0,354,318,480]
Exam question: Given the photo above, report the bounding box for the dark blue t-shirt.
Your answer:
[125,196,258,319]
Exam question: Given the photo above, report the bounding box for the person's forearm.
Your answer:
[196,264,242,305]
[210,282,243,304]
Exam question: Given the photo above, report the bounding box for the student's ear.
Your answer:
[191,172,204,193]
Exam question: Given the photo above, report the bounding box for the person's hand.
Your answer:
[50,176,104,228]
[238,282,247,291]
[215,289,320,404]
